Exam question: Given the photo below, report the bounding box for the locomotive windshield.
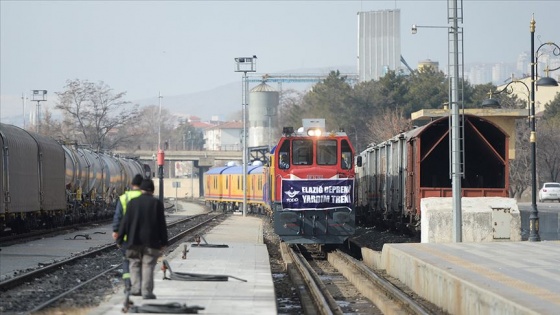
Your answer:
[279,138,353,169]
[317,140,337,165]
[293,139,313,165]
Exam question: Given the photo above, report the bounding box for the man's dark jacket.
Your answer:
[116,193,168,249]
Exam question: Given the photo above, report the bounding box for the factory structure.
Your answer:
[247,83,279,148]
[203,82,280,152]
[357,9,403,81]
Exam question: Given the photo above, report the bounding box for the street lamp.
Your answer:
[537,66,560,87]
[527,16,559,241]
[481,18,558,242]
[481,75,530,110]
[234,55,257,217]
[411,24,448,34]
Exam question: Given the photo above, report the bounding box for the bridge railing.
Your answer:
[113,150,242,167]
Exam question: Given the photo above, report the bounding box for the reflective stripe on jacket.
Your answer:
[120,190,142,214]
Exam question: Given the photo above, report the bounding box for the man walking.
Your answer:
[112,174,144,289]
[117,178,168,299]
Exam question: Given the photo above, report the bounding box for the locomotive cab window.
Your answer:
[293,139,313,165]
[317,140,337,165]
[278,140,290,169]
[341,140,352,170]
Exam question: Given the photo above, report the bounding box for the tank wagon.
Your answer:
[355,114,509,233]
[1,123,150,234]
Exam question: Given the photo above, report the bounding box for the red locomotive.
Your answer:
[204,119,358,244]
[271,119,358,244]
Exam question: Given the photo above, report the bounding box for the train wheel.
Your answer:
[13,216,31,234]
[43,215,54,230]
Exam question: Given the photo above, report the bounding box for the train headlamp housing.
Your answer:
[282,127,294,136]
[307,128,322,137]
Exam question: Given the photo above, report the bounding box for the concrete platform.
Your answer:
[90,215,276,315]
[363,241,560,315]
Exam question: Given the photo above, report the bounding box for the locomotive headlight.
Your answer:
[307,128,322,137]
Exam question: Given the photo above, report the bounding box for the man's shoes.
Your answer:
[130,291,141,296]
[143,293,157,299]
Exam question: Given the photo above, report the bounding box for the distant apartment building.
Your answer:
[466,52,560,86]
[516,51,529,76]
[203,121,242,151]
[467,64,493,85]
[357,9,401,82]
[492,63,514,85]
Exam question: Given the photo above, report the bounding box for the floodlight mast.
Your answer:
[234,56,257,217]
[31,90,47,133]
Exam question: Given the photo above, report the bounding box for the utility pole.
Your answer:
[21,93,27,129]
[158,92,164,203]
[449,0,464,242]
[412,1,464,242]
[158,92,163,150]
[265,105,275,152]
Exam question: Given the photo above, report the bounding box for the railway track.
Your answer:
[282,243,436,315]
[0,202,177,245]
[0,212,225,314]
[0,219,113,246]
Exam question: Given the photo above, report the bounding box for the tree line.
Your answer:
[276,70,560,199]
[31,71,560,199]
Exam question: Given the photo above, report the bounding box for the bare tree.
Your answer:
[55,79,139,151]
[26,106,63,138]
[120,105,180,151]
[366,107,413,145]
[278,88,305,130]
[537,119,560,183]
[509,120,531,199]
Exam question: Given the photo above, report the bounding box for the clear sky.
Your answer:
[1,0,559,121]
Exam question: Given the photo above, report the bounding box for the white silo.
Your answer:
[248,82,279,148]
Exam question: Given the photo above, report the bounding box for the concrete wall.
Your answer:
[421,197,522,243]
[153,177,200,200]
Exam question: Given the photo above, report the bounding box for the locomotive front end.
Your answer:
[272,119,357,244]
